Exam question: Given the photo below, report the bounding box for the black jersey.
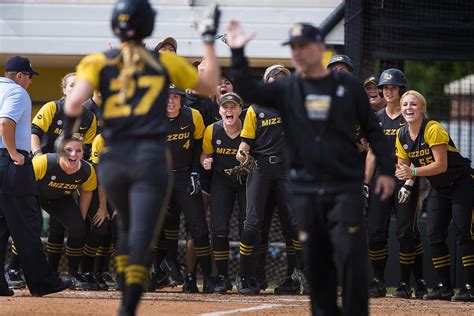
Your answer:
[32,99,97,153]
[167,106,205,170]
[75,49,199,143]
[202,120,241,174]
[84,97,104,134]
[375,107,406,172]
[396,119,471,188]
[33,153,97,201]
[183,93,220,127]
[241,104,285,156]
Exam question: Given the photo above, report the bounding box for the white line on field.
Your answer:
[199,304,281,316]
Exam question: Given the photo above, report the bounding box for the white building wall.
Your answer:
[0,0,344,61]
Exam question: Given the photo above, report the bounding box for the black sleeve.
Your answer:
[192,139,203,173]
[31,124,45,137]
[231,48,280,110]
[354,81,394,176]
[241,137,255,147]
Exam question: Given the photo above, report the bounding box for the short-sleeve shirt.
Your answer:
[0,77,32,152]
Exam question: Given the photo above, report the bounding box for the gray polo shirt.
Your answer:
[0,77,32,152]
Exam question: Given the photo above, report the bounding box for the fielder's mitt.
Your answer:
[224,150,258,176]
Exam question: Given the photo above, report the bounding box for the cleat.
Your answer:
[182,272,199,293]
[274,276,300,295]
[70,272,94,290]
[423,283,454,301]
[369,278,387,298]
[214,275,233,293]
[5,269,26,289]
[414,279,428,299]
[202,274,215,293]
[160,258,183,286]
[236,275,259,296]
[32,279,73,297]
[451,284,474,302]
[393,282,412,299]
[292,268,310,295]
[82,272,100,290]
[95,273,109,291]
[101,272,116,290]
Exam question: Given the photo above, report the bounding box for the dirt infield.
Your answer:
[1,289,473,315]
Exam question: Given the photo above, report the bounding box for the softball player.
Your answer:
[63,0,220,313]
[395,90,473,302]
[365,69,425,299]
[33,135,97,289]
[201,92,247,293]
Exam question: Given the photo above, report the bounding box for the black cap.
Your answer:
[363,75,378,87]
[221,71,234,87]
[327,54,353,72]
[169,84,185,95]
[218,92,243,107]
[5,56,39,75]
[282,23,324,46]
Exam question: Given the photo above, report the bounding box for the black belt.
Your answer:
[256,155,282,164]
[0,148,29,156]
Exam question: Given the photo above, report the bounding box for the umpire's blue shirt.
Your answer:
[0,77,32,152]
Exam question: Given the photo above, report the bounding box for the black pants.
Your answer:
[210,172,246,237]
[98,140,171,288]
[0,154,63,295]
[293,185,367,316]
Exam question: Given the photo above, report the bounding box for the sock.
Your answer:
[431,242,451,287]
[239,229,257,277]
[368,240,388,280]
[213,235,229,276]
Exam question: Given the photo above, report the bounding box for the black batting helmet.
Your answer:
[111,0,156,42]
[377,68,407,88]
[327,54,354,72]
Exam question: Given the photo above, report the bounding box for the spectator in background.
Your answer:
[154,36,178,54]
[327,54,353,73]
[363,75,386,112]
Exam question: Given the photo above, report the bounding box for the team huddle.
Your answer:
[0,0,473,315]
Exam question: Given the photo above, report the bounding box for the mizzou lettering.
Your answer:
[261,117,282,127]
[47,181,79,190]
[54,127,63,135]
[167,132,190,142]
[408,148,430,158]
[383,129,397,136]
[216,148,238,155]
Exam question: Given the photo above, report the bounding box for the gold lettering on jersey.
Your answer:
[166,132,190,142]
[216,148,238,155]
[54,127,63,135]
[383,129,397,136]
[47,181,79,190]
[408,149,430,158]
[261,117,282,127]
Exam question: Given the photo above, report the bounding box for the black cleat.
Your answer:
[5,269,26,289]
[32,279,73,297]
[160,258,184,286]
[0,286,14,296]
[393,282,412,299]
[101,272,116,290]
[95,273,109,291]
[236,276,259,296]
[369,278,387,298]
[70,272,94,290]
[451,284,474,302]
[423,283,454,301]
[274,276,300,295]
[202,275,215,294]
[214,275,232,293]
[82,272,100,290]
[414,279,428,299]
[182,272,199,293]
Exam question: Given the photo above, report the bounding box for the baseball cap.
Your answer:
[5,56,39,75]
[363,75,378,87]
[282,23,324,46]
[221,71,234,86]
[327,54,354,72]
[263,65,290,82]
[169,84,185,95]
[218,92,243,107]
[154,37,177,52]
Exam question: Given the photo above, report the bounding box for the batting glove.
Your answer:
[398,179,415,204]
[194,3,221,44]
[363,183,369,208]
[188,172,202,196]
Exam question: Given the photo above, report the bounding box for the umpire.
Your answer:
[226,21,395,315]
[0,56,71,296]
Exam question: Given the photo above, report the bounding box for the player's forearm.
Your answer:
[195,44,220,96]
[79,190,93,219]
[98,185,107,210]
[0,118,18,155]
[31,134,43,155]
[363,149,376,184]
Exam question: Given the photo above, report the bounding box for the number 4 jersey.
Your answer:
[396,119,471,188]
[75,48,199,142]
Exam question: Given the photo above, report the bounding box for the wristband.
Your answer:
[412,167,417,177]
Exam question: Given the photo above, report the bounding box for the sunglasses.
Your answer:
[21,72,33,79]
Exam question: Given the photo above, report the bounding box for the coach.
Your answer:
[226,21,395,315]
[0,56,71,296]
